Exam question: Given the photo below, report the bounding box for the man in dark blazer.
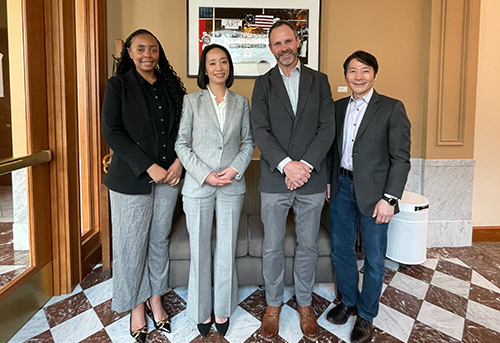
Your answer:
[251,20,334,341]
[326,51,411,343]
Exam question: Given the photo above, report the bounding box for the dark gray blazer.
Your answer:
[327,90,411,216]
[250,64,335,194]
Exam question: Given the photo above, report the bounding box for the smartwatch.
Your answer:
[383,195,398,206]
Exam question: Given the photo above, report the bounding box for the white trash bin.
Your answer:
[386,191,429,265]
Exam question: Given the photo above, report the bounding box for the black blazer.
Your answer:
[250,64,335,194]
[102,68,178,194]
[327,90,411,216]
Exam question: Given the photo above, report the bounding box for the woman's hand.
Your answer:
[164,158,183,186]
[205,172,232,186]
[218,167,238,181]
[146,163,169,183]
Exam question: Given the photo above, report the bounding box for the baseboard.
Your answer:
[472,226,500,242]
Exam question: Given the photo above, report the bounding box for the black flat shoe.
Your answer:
[130,316,147,343]
[197,316,214,337]
[326,302,358,325]
[351,316,373,343]
[145,298,171,333]
[215,318,230,337]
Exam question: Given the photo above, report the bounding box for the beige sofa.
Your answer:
[167,160,336,288]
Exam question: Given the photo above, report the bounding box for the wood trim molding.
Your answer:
[75,0,109,275]
[76,0,101,239]
[424,0,480,159]
[1,1,54,332]
[436,0,469,146]
[19,0,53,285]
[44,0,82,294]
[472,226,500,242]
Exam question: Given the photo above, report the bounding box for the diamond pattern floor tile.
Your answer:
[8,243,500,343]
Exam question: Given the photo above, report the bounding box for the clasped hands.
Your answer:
[147,159,183,186]
[284,161,311,190]
[204,167,238,186]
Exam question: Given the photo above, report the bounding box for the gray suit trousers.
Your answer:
[183,189,244,322]
[109,183,179,313]
[261,191,324,307]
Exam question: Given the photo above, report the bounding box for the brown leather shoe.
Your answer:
[261,305,281,341]
[297,305,318,341]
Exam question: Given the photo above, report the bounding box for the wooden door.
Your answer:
[0,0,110,339]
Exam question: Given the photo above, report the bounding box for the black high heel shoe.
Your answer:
[130,315,147,343]
[215,317,230,337]
[197,315,214,337]
[145,298,171,333]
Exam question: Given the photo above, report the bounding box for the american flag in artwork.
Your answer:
[254,14,274,31]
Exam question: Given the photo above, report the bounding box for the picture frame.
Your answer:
[187,0,321,77]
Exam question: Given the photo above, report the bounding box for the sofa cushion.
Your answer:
[317,226,332,257]
[248,214,263,258]
[169,215,190,260]
[241,161,261,215]
[248,213,332,258]
[169,212,249,260]
[233,213,249,258]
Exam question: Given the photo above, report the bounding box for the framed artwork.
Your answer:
[187,0,321,77]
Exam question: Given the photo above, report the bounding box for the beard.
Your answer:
[275,48,297,66]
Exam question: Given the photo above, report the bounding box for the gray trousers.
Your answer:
[109,183,179,313]
[261,191,324,307]
[183,190,244,323]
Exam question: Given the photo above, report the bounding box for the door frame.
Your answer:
[1,0,109,338]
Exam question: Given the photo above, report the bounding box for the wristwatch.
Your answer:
[383,195,398,206]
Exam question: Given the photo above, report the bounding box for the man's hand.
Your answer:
[218,167,238,181]
[163,158,183,186]
[146,163,169,183]
[372,199,395,224]
[205,172,232,186]
[325,184,331,202]
[283,161,311,189]
[285,176,299,190]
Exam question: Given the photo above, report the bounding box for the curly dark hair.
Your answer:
[116,29,186,134]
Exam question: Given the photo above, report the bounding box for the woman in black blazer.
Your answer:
[102,29,186,343]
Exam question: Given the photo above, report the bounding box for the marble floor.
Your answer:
[0,222,29,288]
[7,243,500,343]
[0,186,30,288]
[0,186,14,221]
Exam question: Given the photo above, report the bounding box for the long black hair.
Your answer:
[116,29,186,134]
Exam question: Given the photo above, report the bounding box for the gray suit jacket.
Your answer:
[250,65,335,194]
[326,90,411,216]
[175,89,254,198]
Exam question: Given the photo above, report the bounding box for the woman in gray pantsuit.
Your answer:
[102,29,186,343]
[175,44,254,337]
